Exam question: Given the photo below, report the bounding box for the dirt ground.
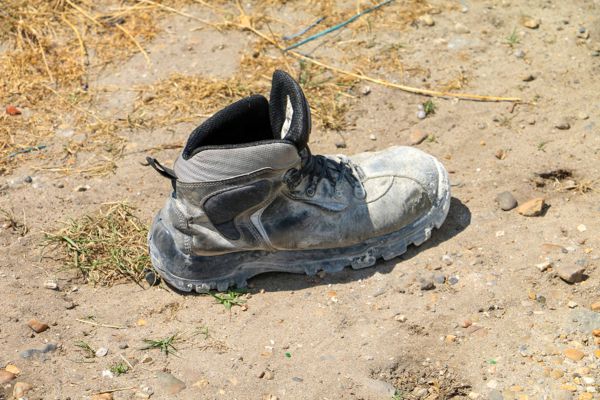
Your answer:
[1,0,600,399]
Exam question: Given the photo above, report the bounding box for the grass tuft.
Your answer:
[143,334,178,356]
[44,203,149,286]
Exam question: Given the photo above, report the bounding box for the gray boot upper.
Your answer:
[153,70,449,257]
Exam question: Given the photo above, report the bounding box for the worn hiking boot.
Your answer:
[147,70,451,292]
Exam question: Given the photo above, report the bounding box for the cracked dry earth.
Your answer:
[1,1,600,399]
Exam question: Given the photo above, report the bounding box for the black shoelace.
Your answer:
[284,147,363,197]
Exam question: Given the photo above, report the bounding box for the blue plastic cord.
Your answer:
[284,0,395,51]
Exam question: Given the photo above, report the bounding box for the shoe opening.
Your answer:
[182,94,274,159]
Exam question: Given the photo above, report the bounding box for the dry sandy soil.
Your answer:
[1,0,600,399]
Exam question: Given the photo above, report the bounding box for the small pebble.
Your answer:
[536,261,552,272]
[516,197,545,216]
[564,348,585,361]
[74,185,90,192]
[577,224,587,232]
[95,347,109,357]
[369,134,377,141]
[23,176,33,183]
[522,74,536,82]
[420,279,435,291]
[433,273,446,284]
[420,14,435,26]
[417,110,427,119]
[567,301,578,308]
[409,130,428,145]
[555,119,571,130]
[514,49,526,58]
[27,319,49,333]
[448,276,459,285]
[360,86,371,96]
[522,16,540,29]
[44,278,59,290]
[442,254,453,265]
[495,191,518,211]
[577,112,589,120]
[395,314,407,322]
[118,342,129,349]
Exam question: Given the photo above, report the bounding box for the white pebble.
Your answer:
[417,110,426,119]
[95,347,109,357]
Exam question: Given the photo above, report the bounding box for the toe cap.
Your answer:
[352,146,448,205]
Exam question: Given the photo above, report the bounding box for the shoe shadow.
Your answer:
[249,197,471,292]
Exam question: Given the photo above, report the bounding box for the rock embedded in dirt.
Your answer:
[360,85,371,96]
[44,278,59,290]
[95,347,109,357]
[555,119,571,130]
[6,105,21,115]
[157,371,186,394]
[420,14,435,26]
[13,382,33,398]
[420,279,435,291]
[394,314,407,322]
[514,49,525,58]
[495,191,518,211]
[517,198,545,216]
[27,319,49,333]
[564,348,585,361]
[5,365,20,375]
[557,264,586,283]
[591,302,600,312]
[522,16,541,29]
[0,370,16,384]
[409,130,428,145]
[522,74,536,82]
[433,273,446,284]
[417,110,426,119]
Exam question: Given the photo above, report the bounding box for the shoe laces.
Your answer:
[284,147,364,198]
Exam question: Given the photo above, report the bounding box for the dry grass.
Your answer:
[0,0,174,176]
[44,203,149,285]
[1,0,445,176]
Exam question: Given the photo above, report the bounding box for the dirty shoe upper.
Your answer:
[148,70,450,292]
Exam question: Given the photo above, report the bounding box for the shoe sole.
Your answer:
[148,158,451,293]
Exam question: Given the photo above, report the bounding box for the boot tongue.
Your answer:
[269,70,311,151]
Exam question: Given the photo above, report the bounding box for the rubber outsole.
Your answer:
[148,159,451,293]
